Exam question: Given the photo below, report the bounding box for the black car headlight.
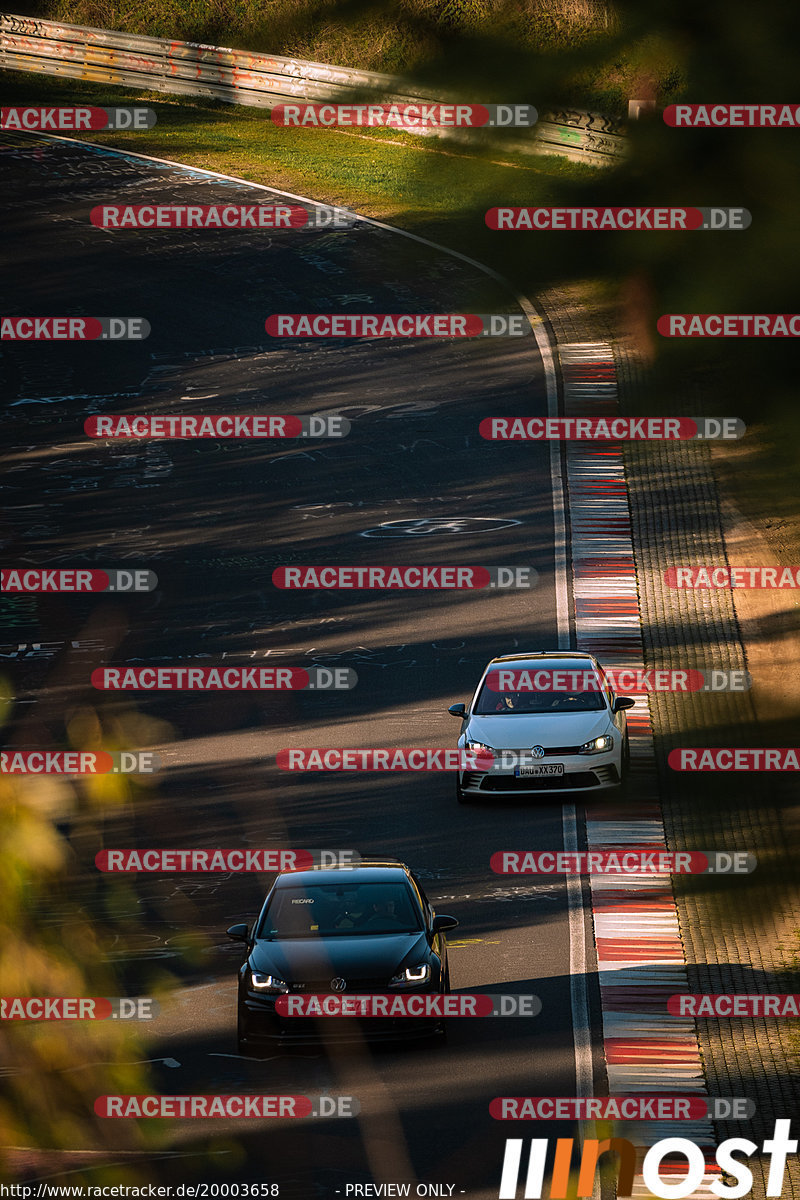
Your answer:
[389,964,431,988]
[578,734,614,755]
[250,971,289,994]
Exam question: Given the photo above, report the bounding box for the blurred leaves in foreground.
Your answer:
[0,679,168,1184]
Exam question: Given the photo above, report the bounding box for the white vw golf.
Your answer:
[449,651,634,803]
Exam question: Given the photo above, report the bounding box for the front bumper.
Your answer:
[458,753,622,796]
[239,992,446,1045]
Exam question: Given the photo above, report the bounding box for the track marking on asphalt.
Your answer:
[563,804,601,1196]
[209,1052,282,1062]
[61,1056,181,1069]
[447,938,502,946]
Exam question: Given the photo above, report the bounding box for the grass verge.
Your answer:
[1,68,595,246]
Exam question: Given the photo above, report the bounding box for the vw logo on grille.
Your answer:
[330,977,347,992]
[530,745,545,758]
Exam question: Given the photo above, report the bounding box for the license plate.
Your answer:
[515,764,564,777]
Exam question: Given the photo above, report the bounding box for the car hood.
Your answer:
[250,932,429,980]
[464,710,611,749]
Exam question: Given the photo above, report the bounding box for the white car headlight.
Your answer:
[250,972,289,993]
[579,734,614,755]
[465,741,495,764]
[389,964,431,988]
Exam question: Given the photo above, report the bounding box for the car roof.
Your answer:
[274,861,412,887]
[484,651,600,671]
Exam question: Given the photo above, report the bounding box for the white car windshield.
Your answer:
[473,683,607,715]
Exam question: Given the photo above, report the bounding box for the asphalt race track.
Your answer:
[1,133,606,1198]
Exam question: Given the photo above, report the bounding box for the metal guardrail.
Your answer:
[0,12,627,165]
[532,114,627,164]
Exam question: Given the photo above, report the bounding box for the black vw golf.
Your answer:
[227,861,459,1050]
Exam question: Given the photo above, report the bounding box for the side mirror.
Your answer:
[613,696,636,713]
[448,703,467,718]
[226,923,250,943]
[432,914,459,933]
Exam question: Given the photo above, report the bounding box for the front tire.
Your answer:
[619,735,631,793]
[433,960,451,1042]
[456,777,472,805]
[237,1011,255,1057]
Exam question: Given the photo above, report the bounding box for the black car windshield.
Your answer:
[474,676,607,714]
[258,881,423,938]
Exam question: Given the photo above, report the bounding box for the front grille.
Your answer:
[519,745,583,757]
[480,772,600,791]
[290,977,389,992]
[479,747,584,760]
